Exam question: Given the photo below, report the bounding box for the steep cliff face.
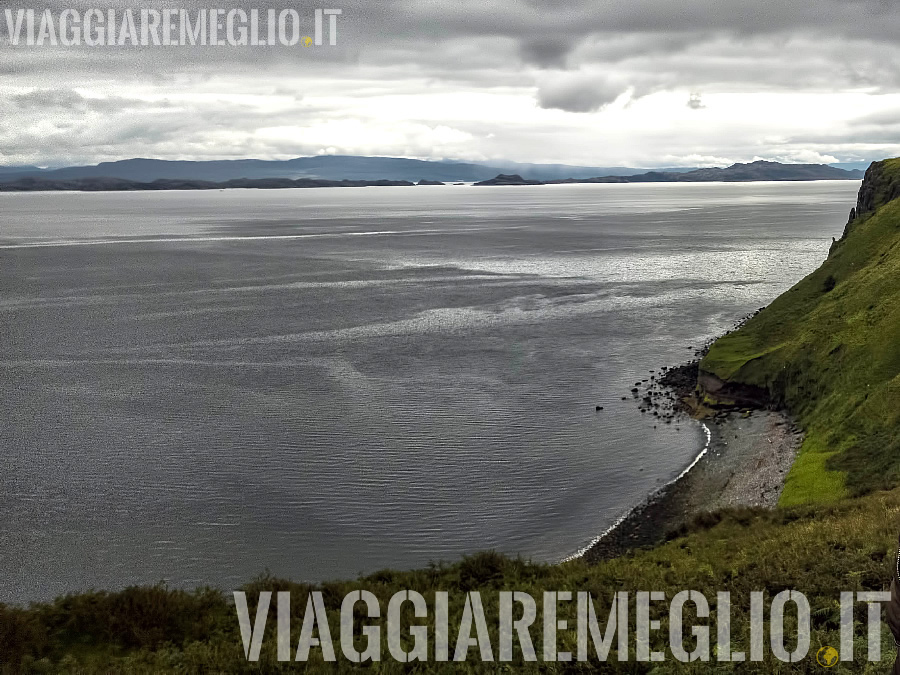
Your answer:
[699,159,900,505]
[852,159,900,218]
[840,158,900,240]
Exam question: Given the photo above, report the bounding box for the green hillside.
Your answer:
[701,158,900,505]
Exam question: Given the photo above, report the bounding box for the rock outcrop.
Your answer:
[853,160,900,218]
[836,159,900,251]
[697,371,771,409]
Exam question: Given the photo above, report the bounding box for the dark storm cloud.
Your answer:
[2,1,892,100]
[536,73,627,112]
[2,0,898,85]
[350,0,900,50]
[518,37,573,68]
[5,0,899,64]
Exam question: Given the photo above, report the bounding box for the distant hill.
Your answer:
[473,173,543,186]
[0,156,676,184]
[459,160,695,179]
[675,160,863,181]
[545,160,863,184]
[0,165,43,175]
[0,176,416,192]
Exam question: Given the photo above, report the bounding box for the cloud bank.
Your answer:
[2,0,900,167]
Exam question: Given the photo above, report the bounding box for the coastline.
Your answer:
[569,315,802,563]
[578,408,802,563]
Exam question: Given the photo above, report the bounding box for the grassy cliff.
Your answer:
[701,158,900,505]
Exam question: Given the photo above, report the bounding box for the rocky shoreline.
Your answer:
[582,408,802,562]
[580,311,801,563]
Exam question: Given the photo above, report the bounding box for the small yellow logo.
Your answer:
[302,36,313,47]
[816,646,839,667]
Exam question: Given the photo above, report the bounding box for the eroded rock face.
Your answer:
[847,161,900,223]
[698,371,771,409]
[836,160,900,247]
[855,161,900,217]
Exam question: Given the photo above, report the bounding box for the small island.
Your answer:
[473,173,544,186]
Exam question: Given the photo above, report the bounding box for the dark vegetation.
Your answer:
[2,487,900,672]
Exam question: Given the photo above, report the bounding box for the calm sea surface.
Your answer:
[0,181,859,603]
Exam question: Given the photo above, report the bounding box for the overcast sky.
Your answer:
[3,0,900,168]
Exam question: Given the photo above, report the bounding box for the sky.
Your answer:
[3,0,900,168]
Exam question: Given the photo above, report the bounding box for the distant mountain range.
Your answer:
[0,157,865,192]
[675,160,864,181]
[0,176,419,192]
[474,161,863,185]
[0,156,680,184]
